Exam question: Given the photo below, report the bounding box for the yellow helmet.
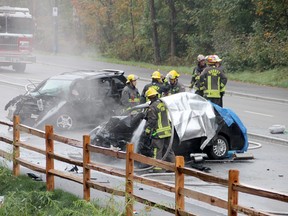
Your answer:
[126,74,138,83]
[167,70,180,79]
[145,87,158,97]
[151,71,161,79]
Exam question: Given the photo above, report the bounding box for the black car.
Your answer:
[90,92,249,160]
[5,69,127,130]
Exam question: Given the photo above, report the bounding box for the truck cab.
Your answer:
[0,6,36,72]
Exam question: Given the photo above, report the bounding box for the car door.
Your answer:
[85,78,111,124]
[109,76,126,102]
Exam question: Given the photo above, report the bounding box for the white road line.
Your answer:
[245,110,273,117]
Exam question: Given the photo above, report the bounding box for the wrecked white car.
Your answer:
[90,92,249,160]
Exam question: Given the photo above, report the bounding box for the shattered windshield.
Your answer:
[30,79,73,97]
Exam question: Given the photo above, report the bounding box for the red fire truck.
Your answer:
[0,6,36,73]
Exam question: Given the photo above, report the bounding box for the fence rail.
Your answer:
[0,116,287,216]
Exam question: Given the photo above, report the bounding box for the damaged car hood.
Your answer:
[160,92,218,149]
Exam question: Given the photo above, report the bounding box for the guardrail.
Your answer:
[0,116,287,216]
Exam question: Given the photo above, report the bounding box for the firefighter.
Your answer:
[199,55,227,107]
[140,71,165,103]
[121,74,140,110]
[189,54,207,96]
[144,87,175,171]
[163,70,185,96]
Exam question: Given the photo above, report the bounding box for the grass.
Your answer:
[88,54,288,89]
[37,50,288,88]
[0,166,123,216]
[227,68,288,88]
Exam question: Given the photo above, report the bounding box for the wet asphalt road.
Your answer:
[0,53,288,215]
[3,53,287,142]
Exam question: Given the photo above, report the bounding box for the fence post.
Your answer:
[175,156,185,216]
[125,143,134,216]
[13,115,20,176]
[83,135,91,201]
[228,169,239,216]
[45,125,54,191]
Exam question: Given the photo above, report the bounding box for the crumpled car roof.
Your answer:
[160,92,218,149]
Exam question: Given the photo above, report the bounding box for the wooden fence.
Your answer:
[0,115,287,216]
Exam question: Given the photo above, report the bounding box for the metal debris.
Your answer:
[269,125,286,134]
[27,173,42,181]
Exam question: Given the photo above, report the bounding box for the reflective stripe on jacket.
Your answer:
[200,66,227,98]
[163,81,185,96]
[140,81,164,103]
[145,100,171,139]
[191,64,206,90]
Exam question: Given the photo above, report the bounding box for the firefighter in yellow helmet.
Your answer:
[121,74,140,110]
[199,55,227,107]
[140,71,165,103]
[163,70,185,96]
[143,87,175,171]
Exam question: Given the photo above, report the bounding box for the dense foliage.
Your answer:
[1,0,288,71]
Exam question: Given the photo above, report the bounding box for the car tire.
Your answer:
[206,135,229,159]
[56,113,74,130]
[13,63,26,73]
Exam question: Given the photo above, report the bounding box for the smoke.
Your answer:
[13,74,123,131]
[0,1,99,56]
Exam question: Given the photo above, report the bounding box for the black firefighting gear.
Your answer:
[153,138,175,163]
[199,65,227,107]
[144,98,175,167]
[137,133,153,157]
[190,63,207,96]
[162,79,185,96]
[140,79,165,103]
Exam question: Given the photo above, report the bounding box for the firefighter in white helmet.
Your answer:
[189,54,207,96]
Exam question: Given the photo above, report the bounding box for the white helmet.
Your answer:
[197,54,206,62]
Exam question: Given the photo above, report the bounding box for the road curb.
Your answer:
[139,78,288,104]
[248,132,288,145]
[0,80,24,88]
[226,91,288,104]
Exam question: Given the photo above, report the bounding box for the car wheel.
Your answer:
[56,114,74,130]
[206,135,228,159]
[13,63,26,73]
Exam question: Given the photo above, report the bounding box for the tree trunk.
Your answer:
[168,0,176,61]
[130,0,139,60]
[105,0,114,43]
[149,0,161,64]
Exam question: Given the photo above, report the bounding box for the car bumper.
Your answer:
[6,105,16,121]
[0,54,36,64]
